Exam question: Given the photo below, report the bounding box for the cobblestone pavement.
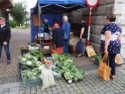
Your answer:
[0,29,125,94]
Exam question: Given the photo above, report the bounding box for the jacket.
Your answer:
[62,22,71,40]
[52,28,64,47]
[0,25,11,43]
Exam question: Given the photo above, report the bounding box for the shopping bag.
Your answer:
[97,54,111,81]
[77,39,84,54]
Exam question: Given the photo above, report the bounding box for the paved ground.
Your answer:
[0,28,125,94]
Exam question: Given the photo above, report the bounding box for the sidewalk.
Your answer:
[0,29,125,94]
[0,62,125,94]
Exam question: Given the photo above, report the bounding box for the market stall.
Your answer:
[30,0,86,42]
[18,0,87,88]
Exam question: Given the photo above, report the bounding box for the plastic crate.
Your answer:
[62,74,82,84]
[42,41,52,46]
[68,44,77,52]
[21,72,42,87]
[94,55,101,66]
[19,63,36,70]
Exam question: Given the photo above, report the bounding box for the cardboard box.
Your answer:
[32,14,42,26]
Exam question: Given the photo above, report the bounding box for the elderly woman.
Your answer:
[62,15,71,53]
[52,23,64,54]
[100,14,122,80]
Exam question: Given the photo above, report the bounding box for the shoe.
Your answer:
[7,60,11,64]
[81,54,85,56]
[110,75,116,80]
[77,54,82,58]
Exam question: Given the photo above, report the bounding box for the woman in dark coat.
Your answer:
[52,23,64,54]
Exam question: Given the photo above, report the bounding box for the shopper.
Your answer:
[52,23,64,54]
[51,18,61,28]
[77,17,88,57]
[100,14,121,80]
[41,18,49,33]
[62,15,71,53]
[0,17,11,64]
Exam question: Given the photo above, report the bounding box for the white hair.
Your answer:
[63,15,68,21]
[0,17,6,21]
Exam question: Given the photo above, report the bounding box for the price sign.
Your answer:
[86,45,96,57]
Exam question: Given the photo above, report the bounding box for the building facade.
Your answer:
[0,0,13,20]
[70,0,125,59]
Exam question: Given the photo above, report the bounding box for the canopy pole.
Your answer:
[87,7,92,46]
[38,4,42,51]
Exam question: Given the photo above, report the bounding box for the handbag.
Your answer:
[63,32,68,40]
[97,54,111,80]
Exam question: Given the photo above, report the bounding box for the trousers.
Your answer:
[102,53,116,75]
[64,40,69,53]
[0,42,11,60]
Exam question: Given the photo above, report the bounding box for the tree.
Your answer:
[11,2,26,26]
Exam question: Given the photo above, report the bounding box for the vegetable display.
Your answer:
[52,54,84,81]
[28,50,43,58]
[41,57,53,65]
[18,53,42,69]
[22,68,40,79]
[19,47,85,85]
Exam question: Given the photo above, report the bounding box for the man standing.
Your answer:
[62,15,71,53]
[0,17,11,64]
[77,17,88,57]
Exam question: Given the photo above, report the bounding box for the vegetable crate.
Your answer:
[94,55,101,66]
[19,63,36,70]
[21,73,42,87]
[21,48,29,55]
[62,74,82,84]
[68,44,77,52]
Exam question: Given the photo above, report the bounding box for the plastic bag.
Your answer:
[40,68,56,89]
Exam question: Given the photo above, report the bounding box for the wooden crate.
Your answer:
[68,44,77,52]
